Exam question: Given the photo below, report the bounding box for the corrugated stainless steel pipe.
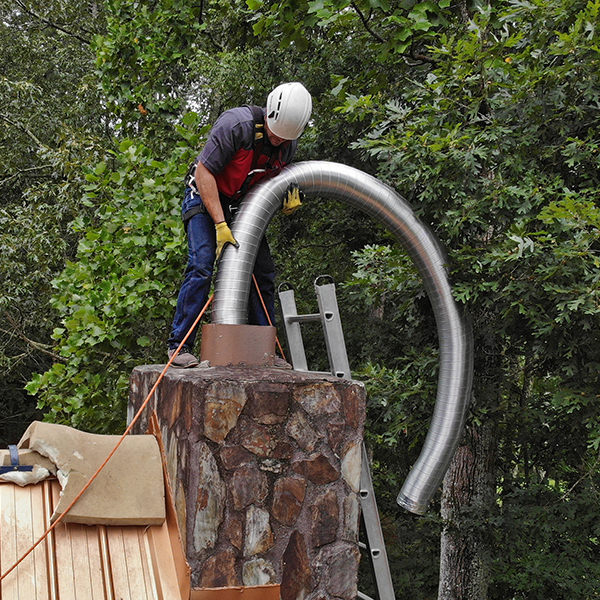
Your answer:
[213,161,473,515]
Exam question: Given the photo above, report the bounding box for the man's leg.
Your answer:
[168,212,216,362]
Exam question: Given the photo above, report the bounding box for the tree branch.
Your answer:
[0,115,45,149]
[350,2,437,66]
[405,47,437,67]
[0,165,52,188]
[14,0,91,45]
[556,453,600,503]
[456,0,471,24]
[1,313,66,363]
[350,1,385,43]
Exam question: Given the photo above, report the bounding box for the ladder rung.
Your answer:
[285,313,321,324]
[292,369,335,377]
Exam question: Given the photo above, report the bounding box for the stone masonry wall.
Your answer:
[129,365,366,600]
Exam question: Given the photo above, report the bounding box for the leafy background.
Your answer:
[2,0,600,597]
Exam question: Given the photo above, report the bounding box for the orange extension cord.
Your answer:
[1,275,287,583]
[252,273,287,362]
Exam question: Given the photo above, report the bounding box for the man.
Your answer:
[168,82,312,367]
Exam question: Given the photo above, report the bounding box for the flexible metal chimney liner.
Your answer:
[213,161,473,514]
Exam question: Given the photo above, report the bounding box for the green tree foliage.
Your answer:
[491,479,600,599]
[349,0,600,433]
[248,0,453,61]
[94,0,203,132]
[340,0,600,596]
[9,0,600,595]
[27,121,203,431]
[0,0,107,443]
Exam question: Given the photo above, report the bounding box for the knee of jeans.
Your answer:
[185,253,214,278]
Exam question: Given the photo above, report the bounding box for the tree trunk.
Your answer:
[438,418,498,600]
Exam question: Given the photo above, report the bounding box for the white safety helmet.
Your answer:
[266,82,312,140]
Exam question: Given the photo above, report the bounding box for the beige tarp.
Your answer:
[1,421,166,526]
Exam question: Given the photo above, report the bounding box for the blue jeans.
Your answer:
[168,209,276,352]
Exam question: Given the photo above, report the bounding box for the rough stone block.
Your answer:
[272,476,306,527]
[129,365,367,599]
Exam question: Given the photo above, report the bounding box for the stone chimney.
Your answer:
[129,364,366,600]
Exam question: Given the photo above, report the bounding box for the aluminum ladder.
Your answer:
[278,276,396,600]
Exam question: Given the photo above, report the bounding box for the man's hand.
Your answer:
[282,182,304,216]
[215,221,239,261]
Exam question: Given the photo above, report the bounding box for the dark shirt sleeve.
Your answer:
[199,107,254,175]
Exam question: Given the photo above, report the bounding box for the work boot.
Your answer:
[168,347,200,368]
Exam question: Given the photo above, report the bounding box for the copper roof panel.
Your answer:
[1,479,186,600]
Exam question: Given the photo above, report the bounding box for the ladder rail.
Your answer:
[278,287,310,372]
[315,282,352,379]
[360,445,396,600]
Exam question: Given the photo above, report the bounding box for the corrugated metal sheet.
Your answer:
[0,479,187,600]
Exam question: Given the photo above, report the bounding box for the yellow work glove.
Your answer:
[215,221,239,261]
[282,182,304,216]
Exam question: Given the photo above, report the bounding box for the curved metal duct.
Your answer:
[213,161,473,515]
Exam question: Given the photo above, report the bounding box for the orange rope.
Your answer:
[0,293,214,583]
[252,273,287,362]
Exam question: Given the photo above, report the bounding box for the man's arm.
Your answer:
[195,161,226,224]
[195,161,238,260]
